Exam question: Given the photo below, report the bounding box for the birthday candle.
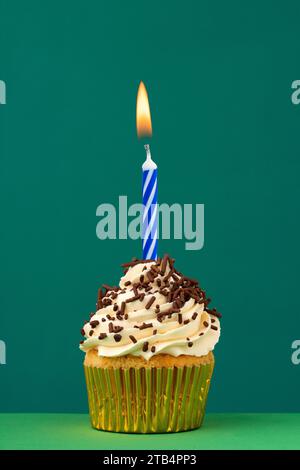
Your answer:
[142,145,158,260]
[136,81,158,260]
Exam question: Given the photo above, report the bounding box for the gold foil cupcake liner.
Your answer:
[84,360,214,433]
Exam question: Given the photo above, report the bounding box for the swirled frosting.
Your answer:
[80,255,221,359]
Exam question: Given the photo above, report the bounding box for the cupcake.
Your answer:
[80,254,221,433]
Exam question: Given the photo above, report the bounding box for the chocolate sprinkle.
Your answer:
[206,308,222,319]
[160,254,169,276]
[192,312,198,320]
[90,320,99,328]
[102,284,113,292]
[183,319,190,325]
[139,322,153,330]
[203,321,209,327]
[178,313,183,324]
[120,301,125,315]
[151,265,159,273]
[145,296,156,309]
[108,322,114,333]
[151,346,156,353]
[163,269,173,282]
[153,329,157,335]
[80,328,85,336]
[124,281,131,286]
[113,325,123,333]
[142,341,149,352]
[211,325,218,331]
[113,304,118,311]
[89,330,94,336]
[97,288,103,309]
[114,334,122,342]
[188,342,193,347]
[129,335,137,344]
[133,284,139,296]
[98,333,107,340]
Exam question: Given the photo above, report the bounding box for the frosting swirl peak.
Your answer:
[80,255,221,359]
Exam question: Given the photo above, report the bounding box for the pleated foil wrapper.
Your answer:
[84,359,214,433]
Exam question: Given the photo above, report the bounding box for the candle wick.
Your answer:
[144,144,152,160]
[142,143,157,170]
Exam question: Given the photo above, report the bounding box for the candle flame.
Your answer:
[136,81,152,138]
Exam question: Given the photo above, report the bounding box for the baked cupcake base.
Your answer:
[84,351,214,433]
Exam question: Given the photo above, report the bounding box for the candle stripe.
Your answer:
[143,234,157,260]
[143,171,157,204]
[142,204,157,248]
[142,197,157,238]
[147,230,158,260]
[142,170,154,196]
[142,180,157,222]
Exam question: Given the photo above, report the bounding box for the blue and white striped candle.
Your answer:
[142,144,158,260]
[136,81,158,259]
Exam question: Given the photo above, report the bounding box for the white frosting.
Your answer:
[80,260,220,360]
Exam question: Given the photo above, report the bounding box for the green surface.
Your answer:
[1,0,300,414]
[0,414,300,450]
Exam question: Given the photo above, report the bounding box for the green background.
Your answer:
[1,414,300,450]
[0,0,299,413]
